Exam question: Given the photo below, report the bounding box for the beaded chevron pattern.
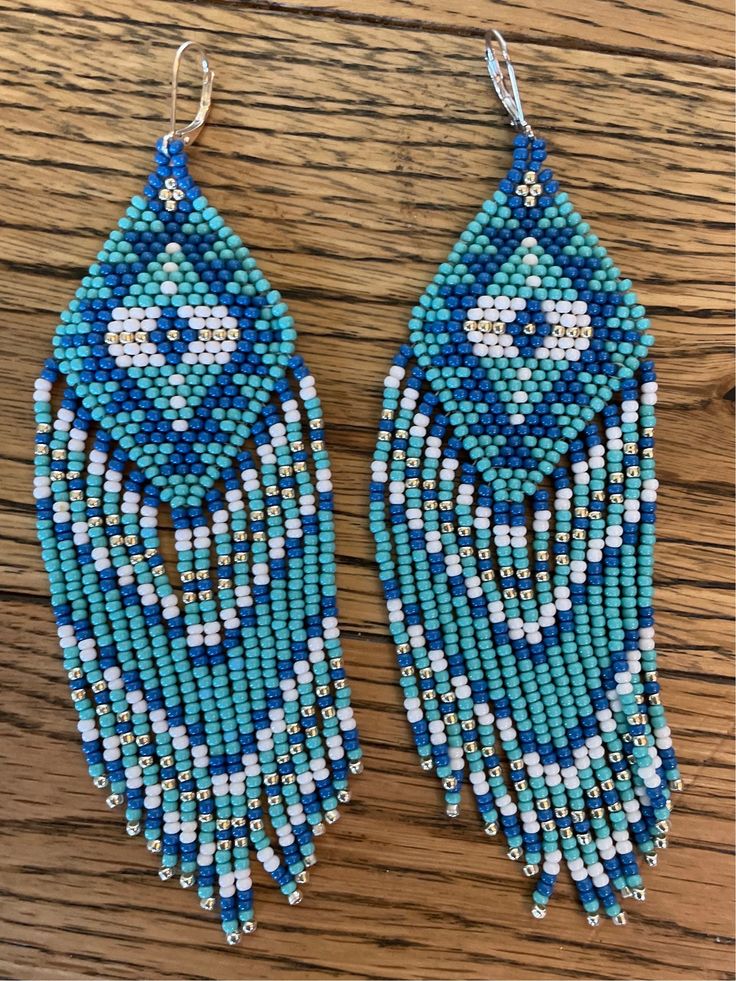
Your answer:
[369,134,681,925]
[33,138,361,942]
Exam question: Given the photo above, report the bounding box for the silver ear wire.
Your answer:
[162,41,214,152]
[484,30,533,137]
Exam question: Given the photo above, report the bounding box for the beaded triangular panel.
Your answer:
[370,134,680,925]
[34,139,362,942]
[53,139,297,507]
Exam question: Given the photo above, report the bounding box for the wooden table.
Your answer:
[1,1,733,978]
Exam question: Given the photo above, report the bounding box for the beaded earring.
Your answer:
[33,42,361,943]
[369,31,681,926]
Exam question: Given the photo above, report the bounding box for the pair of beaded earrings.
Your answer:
[34,33,680,943]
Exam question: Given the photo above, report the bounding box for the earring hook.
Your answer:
[484,30,533,137]
[163,41,214,152]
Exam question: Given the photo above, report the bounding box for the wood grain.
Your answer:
[0,1,733,978]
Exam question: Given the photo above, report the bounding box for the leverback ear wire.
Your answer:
[162,41,214,152]
[485,30,534,138]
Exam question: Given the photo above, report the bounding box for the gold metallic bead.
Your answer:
[70,689,86,703]
[147,839,162,854]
